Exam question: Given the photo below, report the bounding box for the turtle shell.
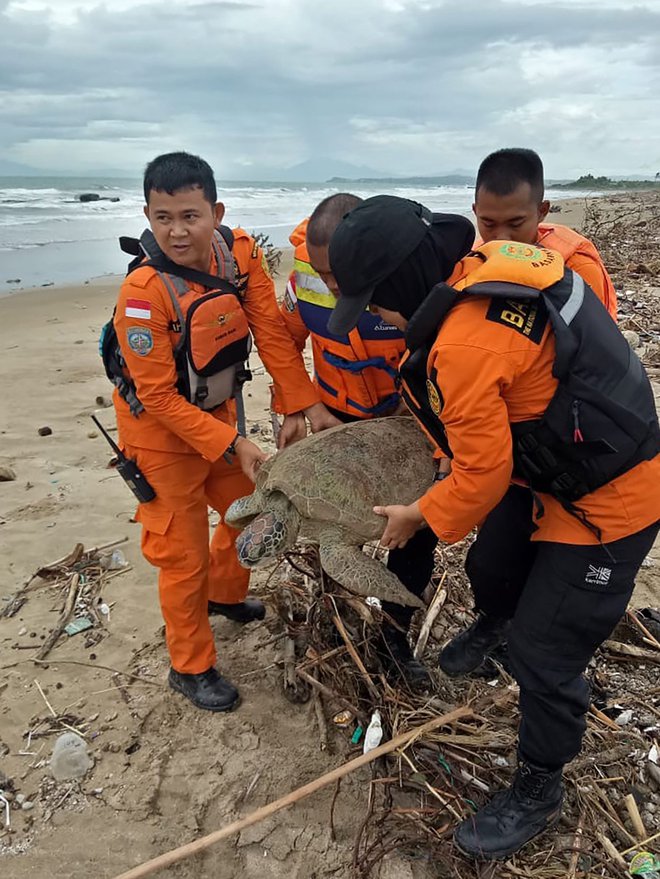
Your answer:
[256,416,435,539]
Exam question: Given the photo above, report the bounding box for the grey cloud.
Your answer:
[0,0,659,176]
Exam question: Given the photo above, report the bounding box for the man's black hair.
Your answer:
[307,192,363,247]
[475,148,545,202]
[143,151,217,205]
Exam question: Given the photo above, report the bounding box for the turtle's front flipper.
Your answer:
[319,537,424,608]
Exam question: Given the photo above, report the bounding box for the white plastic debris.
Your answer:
[365,597,382,610]
[50,732,93,781]
[363,710,383,755]
[615,709,634,727]
[649,744,659,765]
[102,549,127,571]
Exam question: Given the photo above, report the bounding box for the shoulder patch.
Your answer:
[485,297,548,344]
[251,240,259,259]
[126,326,154,356]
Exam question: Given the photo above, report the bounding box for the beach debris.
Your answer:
[50,732,93,781]
[64,617,94,637]
[0,465,16,482]
[623,329,642,349]
[95,395,113,408]
[629,851,660,876]
[37,426,52,436]
[363,711,383,755]
[5,278,20,284]
[87,431,98,439]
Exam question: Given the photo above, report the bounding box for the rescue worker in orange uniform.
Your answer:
[278,193,439,686]
[327,195,660,860]
[474,148,617,318]
[110,152,323,712]
[442,148,620,683]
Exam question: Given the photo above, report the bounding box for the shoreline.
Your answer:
[0,190,625,296]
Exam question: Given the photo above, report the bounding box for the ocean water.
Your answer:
[0,176,600,291]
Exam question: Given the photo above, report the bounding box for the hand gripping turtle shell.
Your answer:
[225,417,436,607]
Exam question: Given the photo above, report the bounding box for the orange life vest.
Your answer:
[286,221,405,418]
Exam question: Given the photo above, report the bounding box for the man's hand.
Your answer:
[234,436,269,482]
[304,401,343,433]
[278,413,307,449]
[373,501,426,550]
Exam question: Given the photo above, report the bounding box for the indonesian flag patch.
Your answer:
[125,298,151,320]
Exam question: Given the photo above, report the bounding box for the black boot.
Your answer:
[439,614,508,677]
[208,597,266,623]
[168,667,240,712]
[379,626,431,689]
[454,760,564,860]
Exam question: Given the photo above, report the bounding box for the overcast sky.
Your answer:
[1,0,659,179]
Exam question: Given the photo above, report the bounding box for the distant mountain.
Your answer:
[327,173,474,186]
[0,158,44,176]
[281,158,388,183]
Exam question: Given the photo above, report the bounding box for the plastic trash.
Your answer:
[64,617,93,637]
[629,851,660,876]
[365,597,382,610]
[363,710,383,755]
[102,549,127,571]
[50,732,93,781]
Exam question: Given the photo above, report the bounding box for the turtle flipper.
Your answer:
[225,492,262,528]
[319,539,424,608]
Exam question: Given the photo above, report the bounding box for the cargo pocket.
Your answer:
[134,505,176,570]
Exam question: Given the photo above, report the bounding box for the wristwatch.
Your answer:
[225,433,241,457]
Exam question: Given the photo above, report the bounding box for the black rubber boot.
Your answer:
[379,626,431,690]
[208,597,266,623]
[439,614,508,677]
[168,667,240,712]
[454,760,564,860]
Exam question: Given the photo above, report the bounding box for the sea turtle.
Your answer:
[225,416,436,607]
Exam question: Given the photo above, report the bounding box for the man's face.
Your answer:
[473,182,549,245]
[307,241,339,296]
[144,185,224,271]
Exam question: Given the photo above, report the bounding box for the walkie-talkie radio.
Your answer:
[91,415,156,503]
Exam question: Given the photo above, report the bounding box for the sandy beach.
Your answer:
[1,193,659,879]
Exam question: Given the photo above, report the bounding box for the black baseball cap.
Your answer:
[327,195,433,336]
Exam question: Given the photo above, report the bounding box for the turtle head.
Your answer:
[234,491,301,567]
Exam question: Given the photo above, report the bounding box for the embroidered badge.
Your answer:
[127,326,154,356]
[283,281,297,313]
[125,298,151,320]
[426,379,442,416]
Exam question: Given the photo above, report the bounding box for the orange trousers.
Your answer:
[125,445,253,674]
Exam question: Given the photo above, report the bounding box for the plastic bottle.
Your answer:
[363,710,383,755]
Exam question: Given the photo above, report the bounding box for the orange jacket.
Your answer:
[114,228,319,459]
[476,223,616,320]
[536,222,617,320]
[280,220,405,418]
[414,245,659,546]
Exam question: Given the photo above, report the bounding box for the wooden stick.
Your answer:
[621,827,660,856]
[36,573,80,660]
[624,793,647,840]
[567,813,585,879]
[597,834,627,870]
[589,703,621,731]
[414,574,447,660]
[112,707,471,879]
[329,603,380,701]
[296,669,365,724]
[627,610,660,651]
[604,640,660,663]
